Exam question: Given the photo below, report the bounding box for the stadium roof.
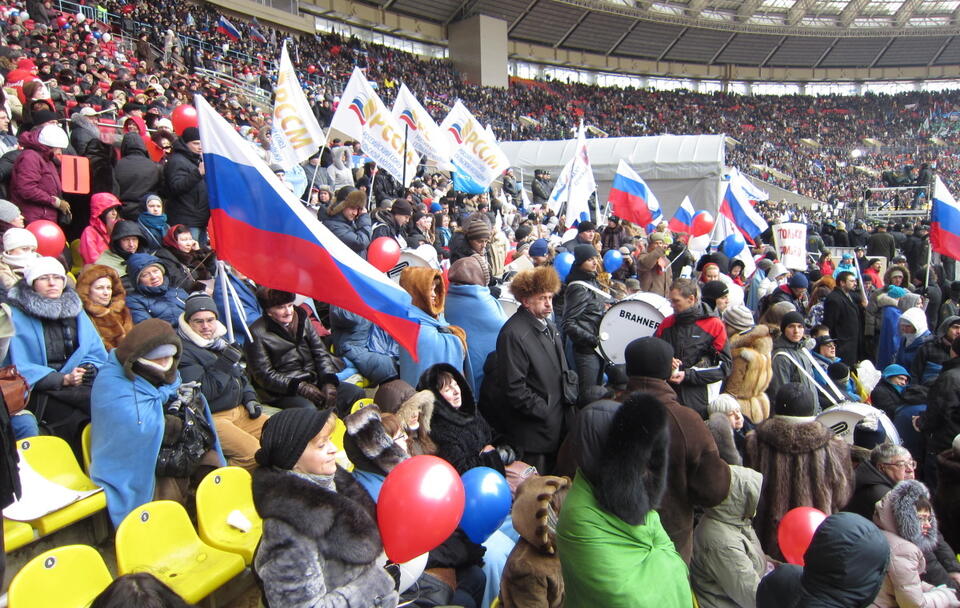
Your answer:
[365,0,960,68]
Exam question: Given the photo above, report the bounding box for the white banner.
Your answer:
[392,84,451,169]
[439,101,509,189]
[773,222,808,270]
[274,43,326,165]
[329,67,420,186]
[547,122,596,221]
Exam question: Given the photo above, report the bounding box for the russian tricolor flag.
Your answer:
[249,25,267,44]
[719,182,768,244]
[217,16,241,41]
[609,160,661,228]
[669,196,695,233]
[932,176,960,262]
[196,96,422,358]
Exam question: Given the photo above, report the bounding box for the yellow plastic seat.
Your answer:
[81,423,92,473]
[8,544,112,608]
[17,436,107,535]
[69,239,83,276]
[116,500,245,603]
[196,467,262,565]
[350,397,374,414]
[330,418,354,471]
[4,518,36,552]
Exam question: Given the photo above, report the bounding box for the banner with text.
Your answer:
[773,222,808,270]
[273,44,326,165]
[391,84,452,169]
[439,100,509,189]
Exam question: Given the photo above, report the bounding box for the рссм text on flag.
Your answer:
[329,67,419,186]
[608,160,661,228]
[439,101,509,189]
[547,122,596,222]
[271,43,326,168]
[196,95,421,358]
[932,176,960,261]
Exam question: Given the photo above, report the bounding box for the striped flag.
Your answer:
[216,16,241,41]
[932,176,960,261]
[719,182,768,244]
[668,196,695,233]
[608,159,661,228]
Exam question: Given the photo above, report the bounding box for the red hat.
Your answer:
[16,58,36,72]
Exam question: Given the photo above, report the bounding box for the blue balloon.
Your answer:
[459,467,512,543]
[721,232,746,257]
[93,30,102,39]
[554,251,574,281]
[579,211,590,223]
[603,249,623,273]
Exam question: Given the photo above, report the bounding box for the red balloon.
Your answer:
[170,104,198,136]
[778,507,827,565]
[377,456,465,563]
[306,65,317,74]
[691,210,715,237]
[368,236,401,273]
[26,220,66,258]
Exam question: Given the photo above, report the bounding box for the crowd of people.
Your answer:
[2,0,960,607]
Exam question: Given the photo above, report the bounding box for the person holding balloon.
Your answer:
[252,407,401,608]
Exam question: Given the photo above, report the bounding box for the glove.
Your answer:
[297,382,325,405]
[244,400,262,419]
[496,445,517,466]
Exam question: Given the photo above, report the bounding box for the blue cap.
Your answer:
[842,252,853,260]
[882,364,910,379]
[529,238,549,257]
[429,202,442,213]
[887,285,907,299]
[788,273,809,289]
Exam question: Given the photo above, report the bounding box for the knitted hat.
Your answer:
[625,278,641,291]
[429,202,442,213]
[842,252,853,260]
[3,228,36,252]
[887,285,908,299]
[780,310,805,333]
[23,256,66,285]
[897,293,921,312]
[701,280,729,302]
[391,199,413,216]
[827,362,849,383]
[882,364,910,380]
[624,337,674,380]
[577,221,596,233]
[529,238,549,257]
[722,305,755,332]
[773,382,817,419]
[465,219,491,241]
[708,393,741,416]
[180,126,200,143]
[255,408,334,470]
[573,244,598,268]
[0,200,20,224]
[183,292,217,321]
[514,225,532,242]
[788,273,809,289]
[256,287,296,310]
[38,124,68,149]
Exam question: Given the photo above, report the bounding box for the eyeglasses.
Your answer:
[883,460,917,470]
[917,513,934,525]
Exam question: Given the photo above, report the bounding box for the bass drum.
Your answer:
[386,250,432,282]
[498,282,520,317]
[598,292,673,365]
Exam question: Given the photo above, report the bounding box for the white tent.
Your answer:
[500,134,726,219]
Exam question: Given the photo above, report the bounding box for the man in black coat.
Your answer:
[114,132,162,220]
[867,224,897,261]
[531,169,551,205]
[482,266,573,473]
[823,271,863,366]
[920,336,960,489]
[164,126,209,245]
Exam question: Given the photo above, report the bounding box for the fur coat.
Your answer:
[252,466,399,608]
[77,265,133,350]
[500,476,570,608]
[724,325,773,422]
[744,417,854,558]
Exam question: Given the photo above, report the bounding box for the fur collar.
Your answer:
[729,324,772,354]
[876,480,938,553]
[7,281,82,320]
[755,416,833,453]
[396,390,435,436]
[252,466,383,565]
[343,405,408,476]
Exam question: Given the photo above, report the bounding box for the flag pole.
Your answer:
[401,123,410,188]
[217,261,235,344]
[303,134,328,202]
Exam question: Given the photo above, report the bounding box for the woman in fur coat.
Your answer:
[77,264,133,350]
[870,480,960,608]
[723,322,774,422]
[252,407,399,608]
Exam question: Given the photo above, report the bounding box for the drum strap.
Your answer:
[568,281,615,302]
[772,351,841,406]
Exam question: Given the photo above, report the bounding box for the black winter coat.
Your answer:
[870,380,905,420]
[164,139,209,227]
[418,363,505,475]
[867,232,897,261]
[179,340,258,414]
[482,307,571,454]
[244,307,339,401]
[532,177,551,204]
[844,460,893,519]
[323,212,371,256]
[822,288,862,365]
[561,270,607,353]
[114,133,162,219]
[849,227,869,248]
[922,356,960,454]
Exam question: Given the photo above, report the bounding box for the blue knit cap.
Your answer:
[882,364,910,379]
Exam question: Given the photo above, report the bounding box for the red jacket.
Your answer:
[9,130,61,225]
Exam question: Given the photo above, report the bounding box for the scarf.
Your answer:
[139,212,168,242]
[2,251,38,270]
[177,314,228,351]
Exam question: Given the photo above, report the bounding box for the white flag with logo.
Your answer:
[391,84,451,169]
[547,123,596,221]
[273,43,326,165]
[439,101,509,188]
[329,67,419,186]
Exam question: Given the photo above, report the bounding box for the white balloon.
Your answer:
[102,32,111,42]
[398,552,428,593]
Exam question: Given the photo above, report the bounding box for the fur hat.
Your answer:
[587,392,669,525]
[773,382,816,420]
[624,337,673,380]
[329,189,366,216]
[897,293,922,312]
[23,256,66,285]
[256,408,333,470]
[511,476,571,555]
[577,221,596,233]
[256,287,296,310]
[723,305,755,332]
[707,412,742,466]
[343,405,408,475]
[508,266,561,302]
[881,480,937,553]
[115,318,182,382]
